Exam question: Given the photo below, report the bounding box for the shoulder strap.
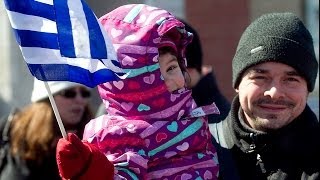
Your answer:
[209,119,240,180]
[0,109,17,173]
[1,109,17,144]
[209,119,233,148]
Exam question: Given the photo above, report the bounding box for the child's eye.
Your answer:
[167,65,177,72]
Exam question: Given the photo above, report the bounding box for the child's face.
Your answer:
[159,52,185,92]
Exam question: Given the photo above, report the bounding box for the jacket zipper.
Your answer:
[249,133,267,174]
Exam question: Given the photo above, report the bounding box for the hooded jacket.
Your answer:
[83,4,219,179]
[211,95,320,180]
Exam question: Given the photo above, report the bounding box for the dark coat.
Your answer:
[192,72,230,123]
[210,95,320,180]
[0,153,60,180]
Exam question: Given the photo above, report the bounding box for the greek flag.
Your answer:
[4,0,123,87]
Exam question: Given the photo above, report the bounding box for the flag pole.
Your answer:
[43,81,67,139]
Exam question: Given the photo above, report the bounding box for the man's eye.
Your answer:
[252,76,266,80]
[286,77,299,82]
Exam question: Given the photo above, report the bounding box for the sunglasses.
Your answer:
[58,89,91,99]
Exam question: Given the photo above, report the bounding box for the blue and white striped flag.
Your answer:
[4,0,123,87]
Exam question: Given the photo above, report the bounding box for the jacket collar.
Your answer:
[226,95,319,154]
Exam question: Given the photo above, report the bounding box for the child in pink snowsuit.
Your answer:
[57,4,219,180]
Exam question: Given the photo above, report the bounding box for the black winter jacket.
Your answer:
[210,95,320,180]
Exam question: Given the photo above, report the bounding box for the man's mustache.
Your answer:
[254,98,295,108]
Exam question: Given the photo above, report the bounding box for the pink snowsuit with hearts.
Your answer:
[83,4,219,179]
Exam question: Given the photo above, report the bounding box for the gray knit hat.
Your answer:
[232,12,318,91]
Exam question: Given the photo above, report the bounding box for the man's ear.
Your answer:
[235,88,239,93]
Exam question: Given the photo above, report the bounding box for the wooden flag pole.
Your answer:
[43,81,67,139]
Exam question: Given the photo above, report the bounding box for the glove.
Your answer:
[56,133,114,180]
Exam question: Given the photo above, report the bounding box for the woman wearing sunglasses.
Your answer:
[0,79,93,180]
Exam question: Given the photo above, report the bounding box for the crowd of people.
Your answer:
[1,3,319,180]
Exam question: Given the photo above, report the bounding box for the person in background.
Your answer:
[180,19,230,123]
[0,79,93,180]
[56,4,220,179]
[210,12,320,179]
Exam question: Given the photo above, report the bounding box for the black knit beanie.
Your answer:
[179,19,203,73]
[232,12,318,92]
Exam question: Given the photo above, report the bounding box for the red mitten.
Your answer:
[56,133,114,180]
